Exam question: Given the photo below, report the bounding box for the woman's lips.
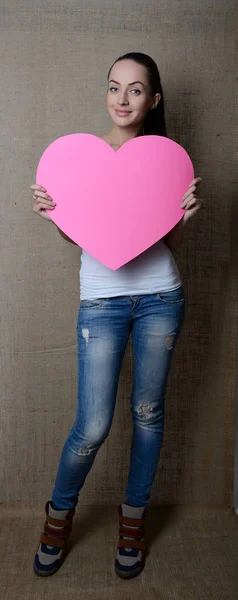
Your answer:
[115,110,131,116]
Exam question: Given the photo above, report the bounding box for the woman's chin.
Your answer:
[111,116,139,128]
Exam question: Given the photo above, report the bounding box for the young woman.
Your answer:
[31,52,202,580]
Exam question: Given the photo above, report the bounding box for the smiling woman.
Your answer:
[106,52,167,138]
[31,51,202,581]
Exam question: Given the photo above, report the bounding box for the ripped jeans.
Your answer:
[51,287,185,509]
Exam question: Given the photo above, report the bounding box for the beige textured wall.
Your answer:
[0,1,237,506]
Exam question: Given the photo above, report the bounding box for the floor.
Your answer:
[1,504,238,600]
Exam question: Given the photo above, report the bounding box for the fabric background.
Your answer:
[0,0,237,505]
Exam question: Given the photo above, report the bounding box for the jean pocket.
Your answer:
[80,298,105,309]
[156,286,185,304]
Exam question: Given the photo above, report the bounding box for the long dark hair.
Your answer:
[107,52,167,137]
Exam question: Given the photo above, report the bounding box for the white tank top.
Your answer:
[80,240,181,300]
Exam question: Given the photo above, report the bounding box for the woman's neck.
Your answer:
[102,124,143,150]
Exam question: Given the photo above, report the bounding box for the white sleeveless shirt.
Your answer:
[80,240,181,300]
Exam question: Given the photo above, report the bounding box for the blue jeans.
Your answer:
[52,287,185,509]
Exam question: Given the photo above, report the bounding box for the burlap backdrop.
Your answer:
[0,0,237,505]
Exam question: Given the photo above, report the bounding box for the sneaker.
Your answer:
[115,503,147,579]
[33,500,75,577]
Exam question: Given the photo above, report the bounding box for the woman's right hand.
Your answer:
[31,184,56,220]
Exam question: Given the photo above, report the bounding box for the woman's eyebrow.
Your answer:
[109,79,145,87]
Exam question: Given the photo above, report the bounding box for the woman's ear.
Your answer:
[150,93,161,110]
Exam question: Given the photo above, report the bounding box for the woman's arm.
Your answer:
[164,177,203,252]
[163,219,186,253]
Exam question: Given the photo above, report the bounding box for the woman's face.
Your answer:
[107,59,159,129]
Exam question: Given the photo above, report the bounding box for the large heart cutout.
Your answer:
[36,134,194,270]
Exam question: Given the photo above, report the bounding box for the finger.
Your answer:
[33,192,49,200]
[181,192,195,207]
[33,191,54,201]
[31,184,47,192]
[184,197,197,210]
[182,185,196,200]
[34,198,56,208]
[181,194,200,209]
[34,201,56,211]
[189,177,202,187]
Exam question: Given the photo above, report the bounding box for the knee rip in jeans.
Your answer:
[77,446,91,456]
[137,403,154,420]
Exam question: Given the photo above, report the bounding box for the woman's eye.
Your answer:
[109,87,118,92]
[131,89,141,95]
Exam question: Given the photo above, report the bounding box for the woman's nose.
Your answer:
[118,91,129,105]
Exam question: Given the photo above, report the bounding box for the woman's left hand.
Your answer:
[180,177,203,223]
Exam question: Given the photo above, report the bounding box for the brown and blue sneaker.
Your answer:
[34,500,75,577]
[115,503,147,579]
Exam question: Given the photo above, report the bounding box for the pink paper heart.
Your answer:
[36,134,194,270]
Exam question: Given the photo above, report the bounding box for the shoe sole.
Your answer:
[33,558,64,577]
[115,560,145,579]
